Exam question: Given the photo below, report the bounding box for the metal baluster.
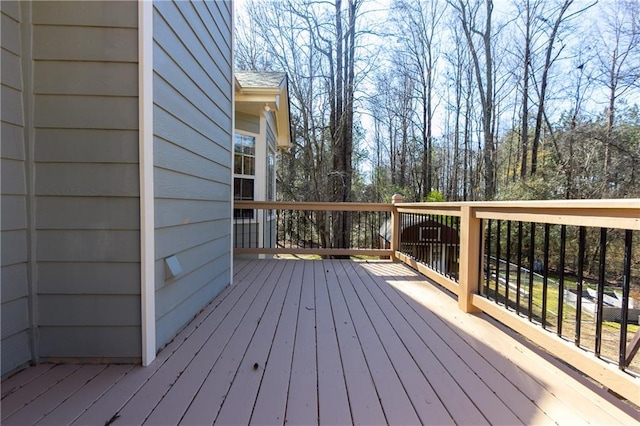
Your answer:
[485,219,492,297]
[248,212,252,249]
[576,226,586,347]
[495,220,501,302]
[516,221,523,315]
[505,221,511,309]
[455,216,461,282]
[557,225,566,336]
[436,215,444,274]
[595,228,607,357]
[528,223,536,321]
[542,223,550,329]
[619,230,632,369]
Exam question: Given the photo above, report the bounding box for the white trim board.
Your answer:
[139,0,156,366]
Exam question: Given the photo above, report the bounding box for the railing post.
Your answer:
[390,194,403,261]
[459,205,482,313]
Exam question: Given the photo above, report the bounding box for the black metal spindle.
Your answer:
[455,216,461,281]
[595,228,607,357]
[619,230,633,369]
[576,226,586,347]
[247,214,252,249]
[495,220,501,302]
[557,225,566,336]
[275,209,280,247]
[234,214,238,248]
[478,219,484,288]
[542,223,550,329]
[505,221,511,309]
[516,221,523,315]
[439,215,444,273]
[485,220,492,297]
[528,223,536,321]
[445,215,450,277]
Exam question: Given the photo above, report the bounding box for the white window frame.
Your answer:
[233,130,259,220]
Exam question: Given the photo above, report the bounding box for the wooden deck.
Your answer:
[2,259,638,425]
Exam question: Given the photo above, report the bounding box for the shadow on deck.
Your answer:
[2,259,638,425]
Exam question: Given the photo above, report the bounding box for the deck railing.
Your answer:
[233,201,393,257]
[233,198,640,404]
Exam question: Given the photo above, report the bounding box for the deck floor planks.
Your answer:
[313,260,352,425]
[1,364,54,399]
[370,261,635,425]
[339,260,456,425]
[352,261,488,425]
[1,365,81,421]
[72,260,259,425]
[138,259,281,425]
[214,260,298,425]
[179,259,288,425]
[332,260,430,425]
[382,262,562,423]
[324,260,388,425]
[34,365,134,426]
[377,266,568,425]
[363,261,526,424]
[3,259,638,426]
[3,365,107,425]
[249,260,305,425]
[283,260,320,425]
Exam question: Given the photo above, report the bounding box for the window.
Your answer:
[267,148,275,201]
[234,133,256,219]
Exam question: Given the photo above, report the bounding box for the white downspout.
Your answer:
[139,0,156,366]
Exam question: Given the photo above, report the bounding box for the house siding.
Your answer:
[31,0,141,359]
[153,0,233,349]
[235,111,260,134]
[1,0,32,376]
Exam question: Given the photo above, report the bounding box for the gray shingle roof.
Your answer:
[235,71,286,89]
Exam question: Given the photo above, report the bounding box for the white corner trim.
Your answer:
[230,0,236,285]
[139,0,155,366]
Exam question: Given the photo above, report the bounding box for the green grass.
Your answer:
[491,269,638,334]
[604,321,640,334]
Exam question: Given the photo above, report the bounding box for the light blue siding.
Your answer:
[31,0,141,360]
[1,0,32,377]
[153,0,233,350]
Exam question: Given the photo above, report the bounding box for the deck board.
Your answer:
[250,260,304,425]
[4,365,107,425]
[1,364,54,399]
[282,261,319,425]
[364,261,547,424]
[142,260,280,425]
[215,260,297,425]
[313,260,353,425]
[368,261,635,424]
[34,365,133,426]
[331,260,421,425]
[326,260,388,425]
[2,365,81,421]
[3,259,638,425]
[340,260,456,425]
[179,260,286,425]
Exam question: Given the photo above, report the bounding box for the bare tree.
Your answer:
[529,0,576,175]
[449,0,496,200]
[594,0,640,192]
[392,0,444,199]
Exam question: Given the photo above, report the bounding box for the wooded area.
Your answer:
[235,0,639,203]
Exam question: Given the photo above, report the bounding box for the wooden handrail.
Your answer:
[233,200,394,212]
[235,199,640,229]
